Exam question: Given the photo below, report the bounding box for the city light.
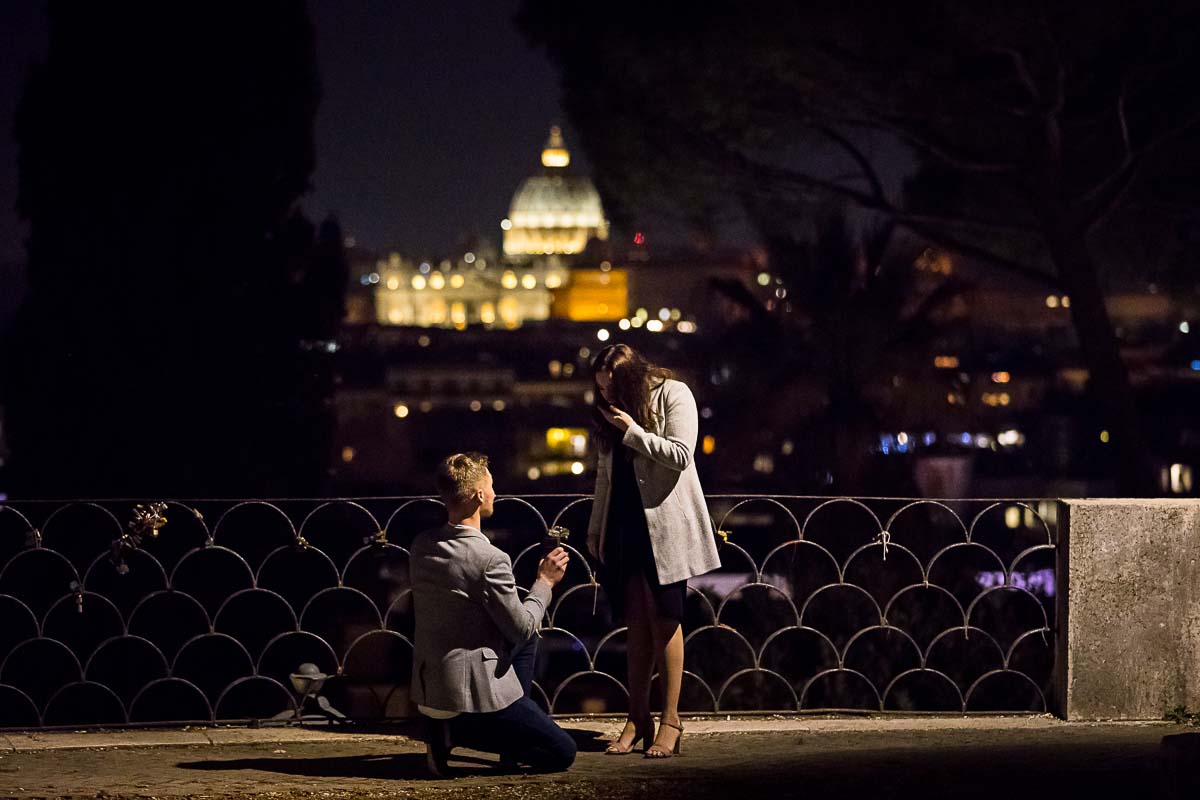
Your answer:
[934,355,960,369]
[1165,463,1194,493]
[492,400,506,411]
[501,271,518,289]
[469,400,482,412]
[571,461,585,475]
[658,308,671,321]
[393,403,409,419]
[630,316,644,328]
[597,328,610,341]
[991,371,1011,383]
[677,321,697,333]
[757,272,771,286]
[450,274,465,289]
[464,252,476,263]
[1100,430,1110,443]
[702,435,716,455]
[1045,295,1059,308]
[521,273,537,289]
[500,218,513,230]
[998,429,1022,446]
[341,446,355,463]
[618,319,631,330]
[545,273,563,288]
[633,232,645,245]
[411,275,426,290]
[418,335,431,347]
[1181,321,1191,334]
[527,467,541,480]
[386,276,400,291]
[429,272,446,290]
[646,320,664,332]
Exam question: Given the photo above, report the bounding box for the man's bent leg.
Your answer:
[450,697,576,772]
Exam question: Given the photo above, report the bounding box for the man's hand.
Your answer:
[599,404,634,432]
[537,546,569,587]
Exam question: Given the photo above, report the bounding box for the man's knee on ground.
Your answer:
[537,730,577,771]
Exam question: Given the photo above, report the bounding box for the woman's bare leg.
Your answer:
[612,575,657,749]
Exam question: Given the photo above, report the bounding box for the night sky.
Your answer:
[0,0,568,280]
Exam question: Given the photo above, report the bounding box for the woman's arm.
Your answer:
[620,381,697,472]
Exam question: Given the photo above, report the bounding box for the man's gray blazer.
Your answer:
[586,378,722,584]
[409,523,551,714]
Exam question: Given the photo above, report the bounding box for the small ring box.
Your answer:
[543,525,570,556]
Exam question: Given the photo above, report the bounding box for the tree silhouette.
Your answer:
[2,1,345,497]
[518,0,1200,494]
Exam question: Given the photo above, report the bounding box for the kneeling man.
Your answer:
[411,452,576,775]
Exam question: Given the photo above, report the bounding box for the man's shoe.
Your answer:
[424,718,452,778]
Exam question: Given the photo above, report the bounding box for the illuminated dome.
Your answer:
[503,126,609,259]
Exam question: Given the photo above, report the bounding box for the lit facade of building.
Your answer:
[371,251,561,330]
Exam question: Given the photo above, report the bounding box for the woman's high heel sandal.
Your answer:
[645,719,683,758]
[605,716,655,755]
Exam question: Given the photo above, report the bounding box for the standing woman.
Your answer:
[586,343,721,758]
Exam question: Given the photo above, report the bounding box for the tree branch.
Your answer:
[894,219,1059,288]
[1079,102,1200,231]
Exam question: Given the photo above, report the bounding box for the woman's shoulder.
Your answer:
[655,377,694,400]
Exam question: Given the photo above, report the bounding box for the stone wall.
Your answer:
[1057,499,1200,720]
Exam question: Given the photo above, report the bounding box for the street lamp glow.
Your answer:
[570,461,585,475]
[393,403,409,419]
[597,328,611,341]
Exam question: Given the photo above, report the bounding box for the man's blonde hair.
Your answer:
[435,452,490,506]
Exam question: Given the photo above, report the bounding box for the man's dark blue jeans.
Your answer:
[444,638,576,772]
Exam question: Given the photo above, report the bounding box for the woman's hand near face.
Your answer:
[599,403,634,432]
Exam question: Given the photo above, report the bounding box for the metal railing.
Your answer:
[0,495,1057,728]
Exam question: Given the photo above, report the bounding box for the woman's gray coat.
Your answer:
[586,378,722,584]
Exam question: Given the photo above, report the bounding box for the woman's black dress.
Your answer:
[601,444,687,623]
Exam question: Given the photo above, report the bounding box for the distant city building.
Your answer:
[361,126,624,329]
[502,126,609,260]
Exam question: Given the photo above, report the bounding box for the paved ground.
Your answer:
[0,716,1193,800]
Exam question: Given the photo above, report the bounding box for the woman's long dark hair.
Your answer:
[590,344,674,453]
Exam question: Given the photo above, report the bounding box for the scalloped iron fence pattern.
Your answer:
[0,495,1057,729]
